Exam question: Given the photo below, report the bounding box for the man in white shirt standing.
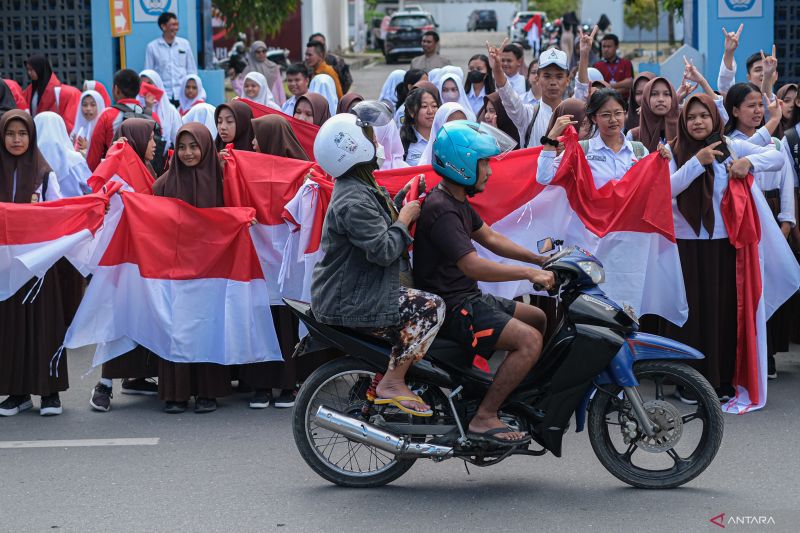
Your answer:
[501,43,527,95]
[281,63,311,115]
[144,12,198,106]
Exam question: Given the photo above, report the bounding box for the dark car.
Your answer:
[383,11,437,64]
[467,9,497,32]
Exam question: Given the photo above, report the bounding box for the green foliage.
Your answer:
[533,0,581,21]
[624,0,659,32]
[214,0,300,37]
[662,0,684,21]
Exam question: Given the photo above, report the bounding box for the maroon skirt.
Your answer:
[101,346,159,379]
[157,360,232,402]
[660,238,738,389]
[0,271,68,396]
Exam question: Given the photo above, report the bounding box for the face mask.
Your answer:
[442,89,459,103]
[467,70,486,84]
[375,143,386,168]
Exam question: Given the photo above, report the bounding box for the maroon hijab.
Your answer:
[337,93,364,114]
[115,118,157,177]
[153,123,224,208]
[670,94,725,236]
[630,77,679,152]
[251,115,309,161]
[0,109,51,203]
[295,93,331,126]
[214,100,255,151]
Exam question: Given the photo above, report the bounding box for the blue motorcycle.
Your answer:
[286,238,723,489]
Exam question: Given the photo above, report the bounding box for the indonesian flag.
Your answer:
[720,175,800,414]
[88,142,155,194]
[139,81,165,102]
[373,128,689,325]
[0,191,110,300]
[223,149,325,304]
[239,98,319,160]
[63,191,282,367]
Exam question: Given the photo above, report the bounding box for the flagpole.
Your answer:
[119,36,127,69]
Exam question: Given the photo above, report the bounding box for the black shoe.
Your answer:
[716,385,736,403]
[121,378,158,396]
[40,393,62,416]
[90,383,113,412]
[0,395,33,417]
[194,397,218,413]
[274,389,296,409]
[674,386,698,405]
[249,389,272,409]
[767,354,777,379]
[164,401,188,414]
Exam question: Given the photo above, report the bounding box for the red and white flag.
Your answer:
[0,191,110,300]
[239,98,319,160]
[223,149,325,304]
[88,142,155,194]
[720,175,800,413]
[373,129,689,326]
[63,191,282,367]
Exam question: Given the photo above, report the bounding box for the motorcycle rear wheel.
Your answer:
[293,357,417,488]
[588,361,723,489]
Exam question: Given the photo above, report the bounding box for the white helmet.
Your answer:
[314,113,376,178]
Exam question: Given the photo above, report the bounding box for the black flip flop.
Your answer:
[467,427,531,447]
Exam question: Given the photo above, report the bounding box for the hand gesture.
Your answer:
[75,136,88,151]
[486,37,508,73]
[398,200,421,227]
[722,24,743,54]
[726,157,752,179]
[547,114,577,139]
[657,143,672,161]
[578,25,598,58]
[760,45,778,81]
[766,93,784,118]
[683,56,704,84]
[675,76,698,104]
[114,136,128,145]
[218,148,230,168]
[696,141,724,165]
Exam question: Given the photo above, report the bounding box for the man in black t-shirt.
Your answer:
[414,121,555,447]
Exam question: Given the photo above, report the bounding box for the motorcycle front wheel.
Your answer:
[587,361,723,489]
[292,357,417,488]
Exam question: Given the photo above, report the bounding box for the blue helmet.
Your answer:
[432,121,514,187]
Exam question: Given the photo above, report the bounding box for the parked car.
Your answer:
[507,10,547,49]
[383,11,438,64]
[467,9,498,32]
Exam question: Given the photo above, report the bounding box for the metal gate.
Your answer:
[0,0,93,87]
[776,0,800,84]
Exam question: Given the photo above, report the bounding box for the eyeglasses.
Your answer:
[597,110,625,121]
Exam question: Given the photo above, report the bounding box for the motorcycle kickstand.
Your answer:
[447,386,470,446]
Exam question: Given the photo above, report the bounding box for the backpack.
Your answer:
[579,139,648,160]
[327,53,353,94]
[112,103,169,175]
[784,127,800,177]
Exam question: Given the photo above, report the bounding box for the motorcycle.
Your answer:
[286,239,723,489]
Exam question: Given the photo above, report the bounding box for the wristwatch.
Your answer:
[540,136,559,147]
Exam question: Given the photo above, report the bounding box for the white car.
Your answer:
[507,10,547,48]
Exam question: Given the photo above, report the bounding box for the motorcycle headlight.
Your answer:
[577,261,605,284]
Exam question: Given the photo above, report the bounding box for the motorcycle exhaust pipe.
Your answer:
[314,405,453,459]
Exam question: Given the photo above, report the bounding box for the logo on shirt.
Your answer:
[586,155,606,162]
[334,132,358,153]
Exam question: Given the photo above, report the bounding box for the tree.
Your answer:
[624,0,659,51]
[661,0,684,46]
[213,0,300,37]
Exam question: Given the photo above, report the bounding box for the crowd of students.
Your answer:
[0,21,798,417]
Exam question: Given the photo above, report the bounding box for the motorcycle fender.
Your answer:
[594,331,705,387]
[574,385,595,433]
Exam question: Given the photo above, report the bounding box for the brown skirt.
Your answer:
[0,271,68,396]
[660,239,738,389]
[238,306,338,390]
[101,346,159,379]
[157,360,232,402]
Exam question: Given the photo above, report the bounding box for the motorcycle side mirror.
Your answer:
[537,237,555,254]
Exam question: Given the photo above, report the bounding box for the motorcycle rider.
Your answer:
[413,121,556,446]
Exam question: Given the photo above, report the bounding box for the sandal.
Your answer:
[467,426,531,447]
[373,395,433,417]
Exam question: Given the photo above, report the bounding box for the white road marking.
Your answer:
[0,438,159,449]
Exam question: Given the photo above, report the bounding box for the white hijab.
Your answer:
[243,71,281,110]
[178,74,207,114]
[379,69,406,109]
[182,103,218,139]
[71,90,105,142]
[34,112,90,197]
[418,102,469,165]
[138,69,182,146]
[435,73,476,122]
[309,74,339,117]
[374,120,408,170]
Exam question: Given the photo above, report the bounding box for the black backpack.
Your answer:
[327,53,352,94]
[112,103,169,175]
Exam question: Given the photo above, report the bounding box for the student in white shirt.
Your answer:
[522,59,541,106]
[282,63,311,115]
[500,44,527,95]
[464,54,495,117]
[33,112,90,197]
[242,72,281,111]
[144,12,197,103]
[399,86,440,166]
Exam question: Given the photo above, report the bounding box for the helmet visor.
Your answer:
[477,122,517,160]
[351,101,393,128]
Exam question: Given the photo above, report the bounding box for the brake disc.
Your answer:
[637,400,683,453]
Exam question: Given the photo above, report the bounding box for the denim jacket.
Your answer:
[310,175,412,327]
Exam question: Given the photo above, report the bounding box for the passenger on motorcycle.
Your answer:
[310,102,445,417]
[414,121,556,445]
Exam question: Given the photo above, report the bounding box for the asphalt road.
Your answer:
[2,33,800,532]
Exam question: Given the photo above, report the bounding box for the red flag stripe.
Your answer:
[88,142,156,194]
[0,192,110,245]
[239,98,319,161]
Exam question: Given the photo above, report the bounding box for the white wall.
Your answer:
[581,0,684,44]
[303,0,349,53]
